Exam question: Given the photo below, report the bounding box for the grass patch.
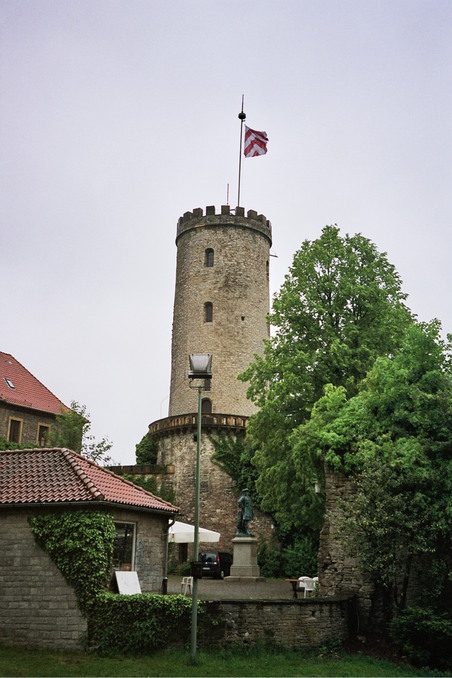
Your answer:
[0,643,435,677]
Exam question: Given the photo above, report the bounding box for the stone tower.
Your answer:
[149,204,274,548]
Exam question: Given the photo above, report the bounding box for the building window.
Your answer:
[204,302,213,323]
[113,522,136,571]
[201,398,212,414]
[37,424,50,447]
[205,248,214,267]
[8,418,23,443]
[204,378,211,391]
[4,377,15,389]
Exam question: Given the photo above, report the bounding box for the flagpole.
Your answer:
[237,95,246,207]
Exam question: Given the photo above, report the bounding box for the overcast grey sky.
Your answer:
[1,0,451,465]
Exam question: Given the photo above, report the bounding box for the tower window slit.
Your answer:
[201,398,212,414]
[205,248,214,267]
[204,302,213,322]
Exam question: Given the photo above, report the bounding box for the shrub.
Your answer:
[258,536,318,578]
[389,606,452,671]
[88,592,198,654]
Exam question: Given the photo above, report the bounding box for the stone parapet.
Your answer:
[149,412,249,438]
[176,205,272,246]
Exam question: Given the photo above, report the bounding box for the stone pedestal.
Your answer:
[225,537,265,582]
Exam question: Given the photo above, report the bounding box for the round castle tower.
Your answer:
[149,205,274,547]
[169,204,271,417]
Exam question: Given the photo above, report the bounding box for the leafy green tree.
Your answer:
[50,401,113,465]
[240,226,413,536]
[135,432,158,464]
[211,432,259,499]
[296,322,452,612]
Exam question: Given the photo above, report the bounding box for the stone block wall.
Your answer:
[169,207,271,418]
[157,429,275,551]
[203,597,355,649]
[0,509,87,650]
[317,468,378,631]
[111,507,168,593]
[0,506,169,650]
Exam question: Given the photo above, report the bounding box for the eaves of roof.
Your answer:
[0,448,179,515]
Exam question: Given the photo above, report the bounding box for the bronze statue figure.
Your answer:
[236,488,254,537]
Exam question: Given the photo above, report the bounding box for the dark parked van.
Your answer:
[199,551,233,579]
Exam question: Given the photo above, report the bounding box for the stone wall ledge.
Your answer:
[149,413,249,438]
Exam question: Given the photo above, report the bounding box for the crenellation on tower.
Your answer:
[176,206,272,246]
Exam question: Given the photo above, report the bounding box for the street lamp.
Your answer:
[188,354,212,663]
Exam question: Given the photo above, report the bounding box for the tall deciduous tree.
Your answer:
[240,226,413,535]
[297,322,452,611]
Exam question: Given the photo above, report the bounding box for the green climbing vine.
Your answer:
[29,510,115,613]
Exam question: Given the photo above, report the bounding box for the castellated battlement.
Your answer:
[176,205,272,245]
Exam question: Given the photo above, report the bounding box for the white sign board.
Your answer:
[115,571,141,595]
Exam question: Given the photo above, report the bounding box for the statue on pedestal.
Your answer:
[236,488,254,537]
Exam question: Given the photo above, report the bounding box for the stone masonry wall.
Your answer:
[111,507,168,593]
[0,404,56,446]
[203,597,355,650]
[0,509,87,650]
[157,429,275,552]
[318,467,426,632]
[169,207,271,418]
[317,468,376,632]
[0,507,169,650]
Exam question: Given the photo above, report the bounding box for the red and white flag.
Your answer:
[244,126,268,157]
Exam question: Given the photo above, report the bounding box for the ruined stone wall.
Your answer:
[317,468,378,632]
[318,467,427,632]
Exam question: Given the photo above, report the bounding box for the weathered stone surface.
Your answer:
[202,597,354,649]
[0,510,87,650]
[147,207,275,551]
[169,207,271,418]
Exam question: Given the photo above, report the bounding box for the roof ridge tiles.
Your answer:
[94,458,179,510]
[61,448,105,500]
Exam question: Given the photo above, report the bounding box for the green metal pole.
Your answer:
[190,384,202,663]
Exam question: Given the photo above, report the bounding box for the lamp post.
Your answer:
[188,354,212,664]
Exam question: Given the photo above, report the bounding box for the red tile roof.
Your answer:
[0,448,179,514]
[0,353,70,415]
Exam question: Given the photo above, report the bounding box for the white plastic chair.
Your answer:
[297,576,315,598]
[180,576,193,595]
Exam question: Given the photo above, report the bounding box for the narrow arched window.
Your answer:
[204,302,213,322]
[205,248,214,267]
[202,398,212,414]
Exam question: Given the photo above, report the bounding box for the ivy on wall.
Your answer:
[29,509,213,654]
[29,510,115,613]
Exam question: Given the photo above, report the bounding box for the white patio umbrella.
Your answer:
[168,520,220,543]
